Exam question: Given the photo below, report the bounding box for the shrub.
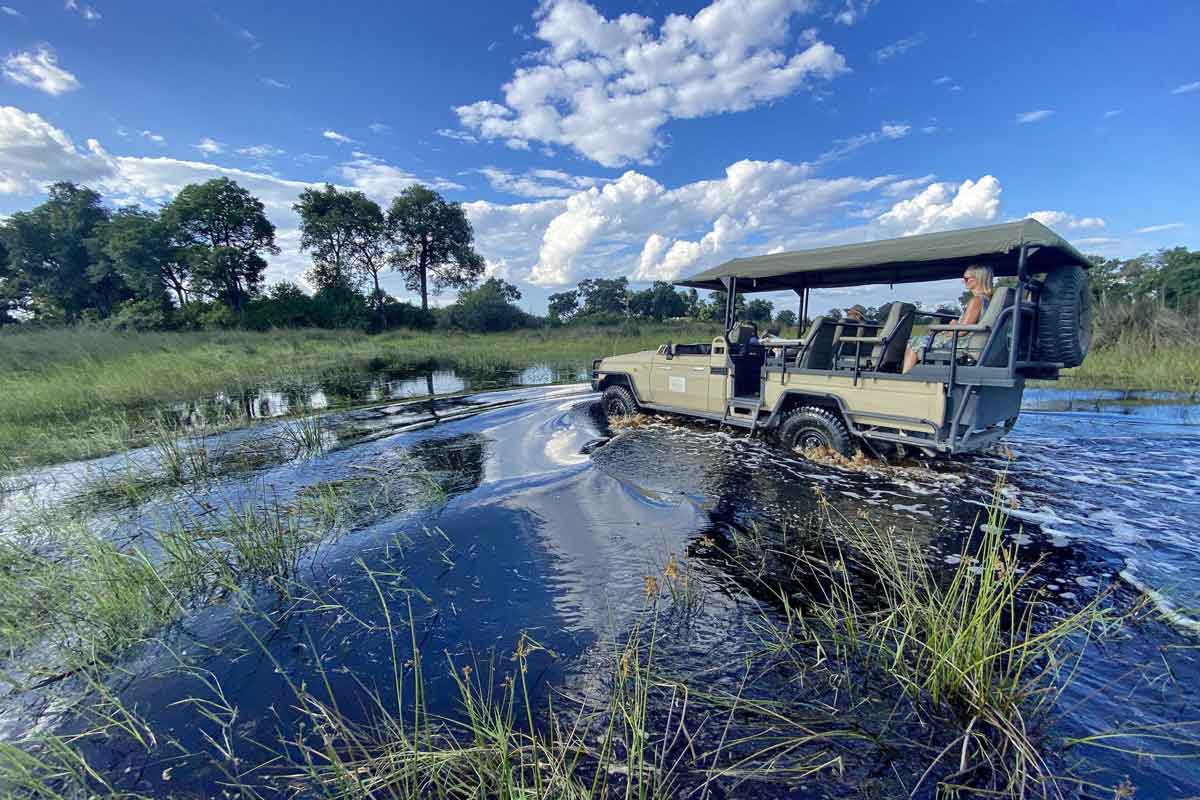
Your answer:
[105,299,171,331]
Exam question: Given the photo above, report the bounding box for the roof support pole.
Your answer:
[721,276,738,335]
[1007,241,1027,379]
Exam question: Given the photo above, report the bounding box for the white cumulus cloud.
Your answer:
[475,166,604,198]
[876,176,1001,236]
[454,0,848,167]
[3,46,81,96]
[322,130,356,144]
[1169,81,1200,95]
[832,0,878,25]
[0,105,113,193]
[193,137,223,155]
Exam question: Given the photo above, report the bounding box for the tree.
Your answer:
[775,309,797,328]
[163,178,278,312]
[825,307,844,321]
[547,290,579,323]
[295,185,391,327]
[745,298,774,324]
[387,185,484,311]
[446,277,527,332]
[628,282,688,321]
[682,288,702,318]
[702,289,745,322]
[105,207,192,308]
[295,184,366,292]
[0,183,122,321]
[577,277,629,316]
[0,235,17,325]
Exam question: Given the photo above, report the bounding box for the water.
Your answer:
[1,373,1198,797]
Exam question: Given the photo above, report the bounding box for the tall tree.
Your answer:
[387,185,484,311]
[344,193,390,328]
[745,298,774,324]
[105,207,193,307]
[547,289,579,323]
[0,235,17,325]
[163,178,278,312]
[0,183,120,321]
[294,184,366,292]
[577,277,629,316]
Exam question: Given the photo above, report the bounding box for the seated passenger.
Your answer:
[845,304,870,324]
[902,264,994,373]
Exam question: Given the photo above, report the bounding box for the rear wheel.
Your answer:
[776,406,854,457]
[601,384,638,418]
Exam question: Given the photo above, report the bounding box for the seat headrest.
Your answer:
[732,322,757,346]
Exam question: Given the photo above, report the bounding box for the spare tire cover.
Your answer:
[1035,265,1093,368]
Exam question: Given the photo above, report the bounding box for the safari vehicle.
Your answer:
[592,219,1093,458]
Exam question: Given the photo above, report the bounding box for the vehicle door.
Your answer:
[707,336,732,415]
[650,346,709,412]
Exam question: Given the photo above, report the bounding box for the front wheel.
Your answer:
[601,384,638,418]
[776,406,854,457]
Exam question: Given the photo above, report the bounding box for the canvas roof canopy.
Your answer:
[673,219,1090,293]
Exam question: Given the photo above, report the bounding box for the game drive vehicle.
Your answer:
[592,219,1093,457]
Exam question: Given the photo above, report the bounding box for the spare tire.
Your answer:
[1035,265,1093,367]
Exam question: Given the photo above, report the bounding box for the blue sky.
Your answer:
[1,0,1197,314]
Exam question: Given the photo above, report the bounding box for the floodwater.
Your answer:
[1,368,1199,798]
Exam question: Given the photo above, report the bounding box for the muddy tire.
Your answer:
[1036,265,1093,368]
[601,384,638,418]
[776,406,854,457]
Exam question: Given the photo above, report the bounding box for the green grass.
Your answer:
[0,323,721,469]
[1061,340,1200,392]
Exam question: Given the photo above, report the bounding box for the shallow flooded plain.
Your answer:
[1,366,1198,798]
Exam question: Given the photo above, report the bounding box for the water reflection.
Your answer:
[161,362,590,432]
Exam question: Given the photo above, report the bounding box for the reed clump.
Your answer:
[725,479,1124,797]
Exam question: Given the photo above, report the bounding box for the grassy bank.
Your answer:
[1060,340,1200,391]
[1,323,1194,470]
[0,323,719,468]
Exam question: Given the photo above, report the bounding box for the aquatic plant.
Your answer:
[720,478,1129,798]
[276,410,330,457]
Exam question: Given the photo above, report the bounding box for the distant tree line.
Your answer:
[0,179,489,332]
[2,183,1195,339]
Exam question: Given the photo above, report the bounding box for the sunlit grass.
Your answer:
[0,323,721,468]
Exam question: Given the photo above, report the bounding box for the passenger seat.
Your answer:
[793,315,837,369]
[836,302,916,373]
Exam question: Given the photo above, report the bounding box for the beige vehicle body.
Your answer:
[593,220,1093,457]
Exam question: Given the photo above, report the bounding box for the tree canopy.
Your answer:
[387,185,485,310]
[162,178,278,312]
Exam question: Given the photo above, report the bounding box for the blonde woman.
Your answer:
[903,264,994,372]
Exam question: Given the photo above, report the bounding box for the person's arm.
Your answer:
[954,296,983,326]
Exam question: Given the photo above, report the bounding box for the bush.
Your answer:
[105,299,171,331]
[381,298,436,331]
[444,278,532,333]
[244,283,316,330]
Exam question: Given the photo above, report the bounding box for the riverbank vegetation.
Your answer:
[0,323,720,468]
[0,463,1190,797]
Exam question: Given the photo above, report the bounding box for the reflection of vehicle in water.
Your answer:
[594,220,1094,457]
